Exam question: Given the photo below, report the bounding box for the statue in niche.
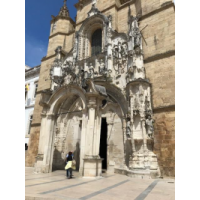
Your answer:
[130,17,142,47]
[99,59,106,75]
[113,45,119,59]
[145,115,155,138]
[127,66,134,82]
[133,46,145,79]
[133,95,140,111]
[145,96,151,114]
[89,63,95,78]
[118,41,122,59]
[121,42,128,57]
[108,15,112,29]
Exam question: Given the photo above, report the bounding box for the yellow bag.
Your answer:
[65,161,72,170]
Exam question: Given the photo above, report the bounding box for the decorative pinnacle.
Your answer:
[58,0,69,18]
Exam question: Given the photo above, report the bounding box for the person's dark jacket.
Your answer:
[67,155,73,162]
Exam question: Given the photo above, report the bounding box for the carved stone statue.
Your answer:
[113,45,119,59]
[133,46,145,79]
[108,15,112,29]
[99,59,106,75]
[145,115,155,138]
[89,63,94,78]
[63,73,72,85]
[127,66,134,82]
[121,42,128,57]
[118,41,122,59]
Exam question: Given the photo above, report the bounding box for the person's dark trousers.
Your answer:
[67,168,72,178]
[66,169,69,177]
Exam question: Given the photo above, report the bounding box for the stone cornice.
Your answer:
[139,2,174,21]
[41,54,56,62]
[49,31,75,39]
[144,50,175,64]
[31,123,41,127]
[51,15,76,26]
[153,105,175,113]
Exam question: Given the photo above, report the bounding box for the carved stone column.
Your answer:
[79,109,87,175]
[107,119,114,174]
[35,112,56,173]
[83,95,103,177]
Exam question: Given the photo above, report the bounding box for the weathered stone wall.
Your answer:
[37,57,55,92]
[154,108,175,177]
[145,55,175,108]
[141,6,175,60]
[47,33,74,56]
[25,126,41,167]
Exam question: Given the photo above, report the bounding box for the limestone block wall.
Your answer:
[145,55,175,177]
[154,109,175,177]
[50,19,74,36]
[37,57,55,92]
[136,0,172,16]
[145,56,175,108]
[25,126,41,167]
[117,4,136,33]
[47,33,74,56]
[140,6,175,60]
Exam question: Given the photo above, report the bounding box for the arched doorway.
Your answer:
[34,86,87,174]
[52,96,83,171]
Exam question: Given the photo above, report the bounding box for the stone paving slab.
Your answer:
[25,167,175,200]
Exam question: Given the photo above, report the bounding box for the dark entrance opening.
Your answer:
[99,118,107,170]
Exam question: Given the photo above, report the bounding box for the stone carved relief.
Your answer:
[112,41,128,75]
[129,16,142,48]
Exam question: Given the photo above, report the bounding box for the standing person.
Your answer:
[65,152,73,179]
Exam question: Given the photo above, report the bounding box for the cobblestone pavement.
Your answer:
[25,167,175,200]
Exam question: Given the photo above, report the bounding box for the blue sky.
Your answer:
[25,0,78,67]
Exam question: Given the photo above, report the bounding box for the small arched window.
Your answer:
[91,29,102,56]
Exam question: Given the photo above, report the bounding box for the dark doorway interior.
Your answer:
[99,118,107,170]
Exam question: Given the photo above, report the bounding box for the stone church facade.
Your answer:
[26,0,175,178]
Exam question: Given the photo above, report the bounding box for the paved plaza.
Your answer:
[25,167,175,200]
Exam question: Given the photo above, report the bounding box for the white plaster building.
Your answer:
[25,65,40,148]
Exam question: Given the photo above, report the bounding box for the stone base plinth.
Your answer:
[83,157,103,177]
[34,160,52,174]
[114,168,159,179]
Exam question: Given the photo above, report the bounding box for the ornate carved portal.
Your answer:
[35,2,159,179]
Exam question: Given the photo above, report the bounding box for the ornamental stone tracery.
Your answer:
[36,2,159,178]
